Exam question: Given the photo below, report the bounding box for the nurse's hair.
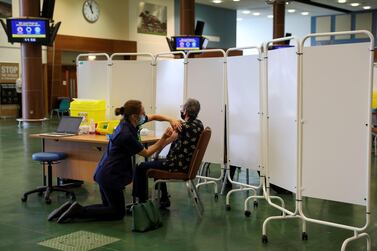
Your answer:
[115,100,142,120]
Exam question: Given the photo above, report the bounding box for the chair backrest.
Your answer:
[59,98,70,112]
[187,127,212,180]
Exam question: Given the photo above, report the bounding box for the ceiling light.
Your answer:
[237,18,243,21]
[212,0,222,3]
[363,6,371,9]
[233,0,240,1]
[301,12,309,15]
[338,0,346,3]
[288,9,296,13]
[242,10,251,14]
[350,3,360,7]
[253,12,261,16]
[267,15,273,18]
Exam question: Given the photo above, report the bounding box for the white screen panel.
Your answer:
[268,47,297,193]
[302,43,370,206]
[110,60,154,123]
[155,59,185,156]
[77,61,109,101]
[186,57,224,164]
[228,55,261,170]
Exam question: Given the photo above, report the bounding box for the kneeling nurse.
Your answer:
[50,100,173,223]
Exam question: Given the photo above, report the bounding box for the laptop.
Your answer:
[39,116,83,137]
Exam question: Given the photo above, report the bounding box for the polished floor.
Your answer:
[0,119,375,251]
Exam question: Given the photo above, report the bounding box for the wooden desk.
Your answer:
[30,134,159,183]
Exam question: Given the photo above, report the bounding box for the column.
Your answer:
[180,0,195,35]
[20,0,45,119]
[273,0,285,41]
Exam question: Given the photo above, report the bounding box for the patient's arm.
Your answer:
[147,114,182,131]
[164,131,178,146]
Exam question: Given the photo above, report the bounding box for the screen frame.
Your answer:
[6,17,50,45]
[172,36,203,51]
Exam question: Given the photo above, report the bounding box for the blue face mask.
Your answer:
[138,115,146,125]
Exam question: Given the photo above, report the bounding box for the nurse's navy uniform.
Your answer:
[79,119,144,220]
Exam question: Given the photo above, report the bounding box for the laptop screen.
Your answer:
[56,116,82,134]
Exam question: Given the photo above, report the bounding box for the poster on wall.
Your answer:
[0,0,12,18]
[137,2,167,36]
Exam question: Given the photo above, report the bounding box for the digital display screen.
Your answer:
[175,37,201,51]
[7,18,49,44]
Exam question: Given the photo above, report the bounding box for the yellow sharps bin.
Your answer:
[373,91,377,109]
[70,99,106,123]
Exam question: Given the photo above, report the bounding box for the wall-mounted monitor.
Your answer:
[173,36,202,51]
[6,18,50,44]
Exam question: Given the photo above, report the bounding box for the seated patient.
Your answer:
[132,98,204,207]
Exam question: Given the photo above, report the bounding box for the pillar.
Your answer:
[180,0,195,35]
[20,0,45,119]
[273,0,286,41]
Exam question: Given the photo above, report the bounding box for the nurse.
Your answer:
[48,100,178,223]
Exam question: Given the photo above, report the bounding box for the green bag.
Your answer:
[132,200,162,232]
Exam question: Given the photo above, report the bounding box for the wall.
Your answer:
[54,0,129,40]
[174,0,237,49]
[0,0,20,64]
[311,11,376,46]
[1,0,175,61]
[237,15,311,47]
[1,0,129,68]
[128,0,175,54]
[196,3,236,48]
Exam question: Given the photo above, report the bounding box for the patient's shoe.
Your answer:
[159,196,171,208]
[47,200,74,221]
[57,201,83,223]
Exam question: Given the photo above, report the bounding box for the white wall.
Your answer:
[0,0,19,64]
[2,0,131,67]
[54,0,129,40]
[128,0,175,54]
[1,0,174,66]
[237,15,311,47]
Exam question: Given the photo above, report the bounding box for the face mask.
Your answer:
[138,115,146,125]
[180,111,185,120]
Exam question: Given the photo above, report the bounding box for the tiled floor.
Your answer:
[0,119,375,251]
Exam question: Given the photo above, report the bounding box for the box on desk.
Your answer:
[96,120,120,135]
[70,99,106,123]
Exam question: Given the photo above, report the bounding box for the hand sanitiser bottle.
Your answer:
[89,119,96,134]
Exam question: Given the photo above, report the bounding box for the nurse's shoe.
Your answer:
[47,200,74,221]
[57,201,83,223]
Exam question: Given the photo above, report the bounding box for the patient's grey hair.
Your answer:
[183,98,200,119]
